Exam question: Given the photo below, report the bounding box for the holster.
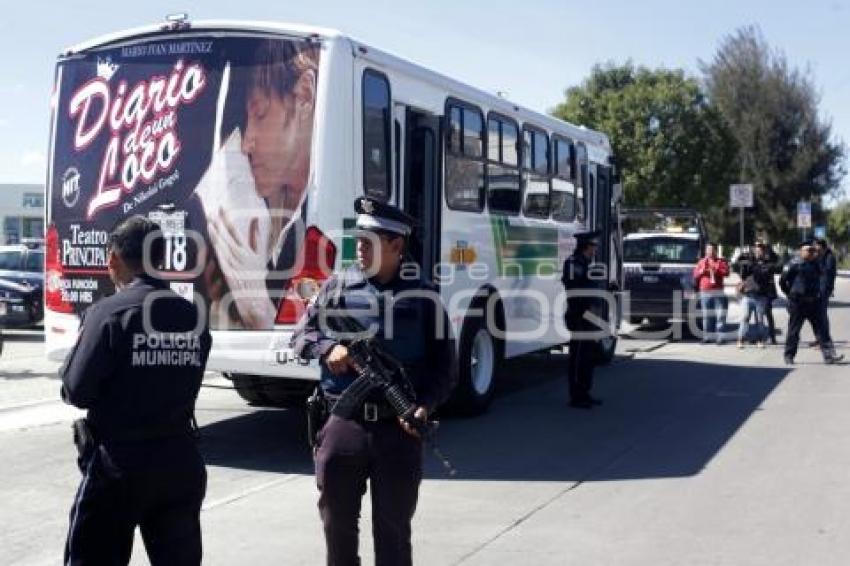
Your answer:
[71,417,96,465]
[305,387,329,448]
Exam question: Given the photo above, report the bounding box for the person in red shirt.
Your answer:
[693,243,731,344]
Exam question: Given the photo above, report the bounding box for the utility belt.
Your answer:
[72,416,198,458]
[305,387,398,448]
[323,393,397,422]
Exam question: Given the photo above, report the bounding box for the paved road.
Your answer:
[0,275,848,565]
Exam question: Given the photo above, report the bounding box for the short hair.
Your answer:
[814,238,828,247]
[108,215,164,271]
[577,239,599,252]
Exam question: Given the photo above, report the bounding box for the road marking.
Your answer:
[202,475,302,511]
[0,399,83,432]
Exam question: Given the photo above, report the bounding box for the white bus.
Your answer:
[45,17,623,413]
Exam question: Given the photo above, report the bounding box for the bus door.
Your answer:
[595,165,612,270]
[402,108,442,285]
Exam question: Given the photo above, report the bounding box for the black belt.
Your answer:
[358,401,397,423]
[323,395,397,423]
[91,420,197,442]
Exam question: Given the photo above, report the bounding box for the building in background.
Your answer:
[0,184,44,244]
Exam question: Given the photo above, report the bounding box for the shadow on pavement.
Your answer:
[428,354,789,482]
[0,329,45,343]
[199,407,313,474]
[200,351,789,484]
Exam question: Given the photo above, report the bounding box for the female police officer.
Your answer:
[292,197,455,566]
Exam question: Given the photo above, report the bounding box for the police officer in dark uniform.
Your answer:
[814,237,839,355]
[292,197,455,566]
[779,240,842,365]
[61,215,212,565]
[561,230,605,409]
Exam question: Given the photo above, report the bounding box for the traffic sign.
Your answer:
[797,201,812,228]
[729,184,754,208]
[814,225,826,239]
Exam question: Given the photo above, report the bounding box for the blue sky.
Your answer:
[1,0,848,199]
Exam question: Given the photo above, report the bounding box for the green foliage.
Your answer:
[701,26,846,244]
[551,27,846,247]
[827,200,850,246]
[551,62,737,242]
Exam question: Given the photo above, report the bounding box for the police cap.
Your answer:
[354,197,414,237]
[574,229,602,248]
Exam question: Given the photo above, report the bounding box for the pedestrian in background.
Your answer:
[814,238,838,354]
[761,243,781,345]
[733,241,779,348]
[779,240,843,365]
[693,243,730,344]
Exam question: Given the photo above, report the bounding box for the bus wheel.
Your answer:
[448,319,498,415]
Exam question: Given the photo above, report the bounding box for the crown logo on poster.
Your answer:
[96,57,119,81]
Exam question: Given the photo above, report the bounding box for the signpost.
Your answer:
[814,225,826,240]
[797,201,812,240]
[730,184,754,251]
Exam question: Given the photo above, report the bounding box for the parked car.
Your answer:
[0,242,44,290]
[620,208,707,327]
[0,241,44,328]
[623,231,703,325]
[0,277,43,328]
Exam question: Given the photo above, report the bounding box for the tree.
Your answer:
[552,62,737,242]
[827,200,850,252]
[701,26,846,244]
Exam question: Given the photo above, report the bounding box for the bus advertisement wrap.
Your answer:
[49,36,320,330]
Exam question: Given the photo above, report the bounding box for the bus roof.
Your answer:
[59,18,611,158]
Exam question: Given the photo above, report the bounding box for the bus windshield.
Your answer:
[623,237,700,264]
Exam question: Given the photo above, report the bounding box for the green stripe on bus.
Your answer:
[342,217,356,265]
[489,216,559,276]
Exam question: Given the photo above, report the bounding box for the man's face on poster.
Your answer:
[241,86,313,203]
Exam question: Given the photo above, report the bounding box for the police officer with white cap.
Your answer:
[292,197,455,566]
[60,215,212,565]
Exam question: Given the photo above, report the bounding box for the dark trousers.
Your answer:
[785,299,830,361]
[820,298,833,344]
[315,415,423,566]
[64,439,206,566]
[568,338,596,401]
[765,298,777,342]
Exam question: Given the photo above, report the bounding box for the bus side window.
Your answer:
[445,100,485,212]
[551,136,577,222]
[575,142,588,222]
[363,69,392,201]
[486,113,520,215]
[521,127,550,219]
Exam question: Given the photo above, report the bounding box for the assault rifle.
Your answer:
[328,314,456,476]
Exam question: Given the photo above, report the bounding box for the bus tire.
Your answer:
[448,317,499,416]
[228,374,313,408]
